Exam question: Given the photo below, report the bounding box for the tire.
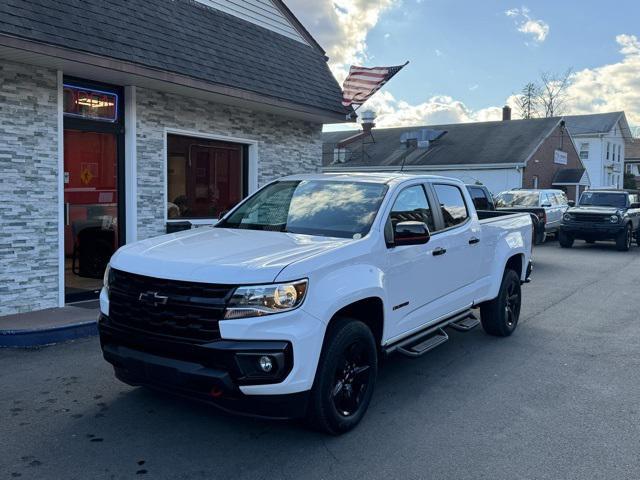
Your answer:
[615,224,632,251]
[558,230,574,248]
[480,269,521,337]
[306,318,378,435]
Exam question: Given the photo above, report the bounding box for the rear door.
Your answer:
[542,192,560,230]
[426,182,483,312]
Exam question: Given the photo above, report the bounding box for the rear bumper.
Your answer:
[560,222,625,239]
[98,315,309,419]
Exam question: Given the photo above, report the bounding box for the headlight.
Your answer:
[563,213,573,222]
[610,215,620,223]
[224,280,308,319]
[103,264,113,297]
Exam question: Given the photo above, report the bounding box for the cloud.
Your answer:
[561,34,640,126]
[286,0,398,82]
[352,91,503,128]
[505,7,549,44]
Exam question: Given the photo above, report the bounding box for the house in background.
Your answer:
[563,112,632,189]
[0,0,347,317]
[624,139,640,184]
[323,107,589,200]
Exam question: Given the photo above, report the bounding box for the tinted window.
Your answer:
[495,191,540,207]
[389,185,435,232]
[579,191,628,208]
[433,184,469,228]
[468,187,491,210]
[218,180,387,239]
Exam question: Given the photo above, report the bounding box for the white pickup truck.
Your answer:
[99,173,533,434]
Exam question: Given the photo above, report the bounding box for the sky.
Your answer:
[286,0,640,133]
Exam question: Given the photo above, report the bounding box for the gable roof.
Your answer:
[323,117,561,169]
[0,0,346,117]
[563,112,630,136]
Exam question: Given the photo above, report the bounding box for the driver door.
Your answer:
[384,184,450,340]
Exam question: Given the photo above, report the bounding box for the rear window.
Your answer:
[433,184,469,228]
[468,187,491,210]
[495,191,539,207]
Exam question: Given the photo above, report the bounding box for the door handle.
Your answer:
[432,247,447,256]
[469,237,480,245]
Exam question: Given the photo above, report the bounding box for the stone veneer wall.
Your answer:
[0,61,59,315]
[135,87,323,240]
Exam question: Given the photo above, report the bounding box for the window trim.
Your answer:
[163,128,258,225]
[426,182,471,234]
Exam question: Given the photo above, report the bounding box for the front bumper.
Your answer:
[98,315,309,419]
[560,221,625,239]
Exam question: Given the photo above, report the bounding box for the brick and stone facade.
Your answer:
[0,60,59,315]
[522,124,585,201]
[135,88,323,240]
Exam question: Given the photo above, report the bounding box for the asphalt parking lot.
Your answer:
[2,240,640,480]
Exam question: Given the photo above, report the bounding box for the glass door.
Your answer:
[64,130,119,302]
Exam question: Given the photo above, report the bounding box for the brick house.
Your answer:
[323,107,589,200]
[0,0,347,316]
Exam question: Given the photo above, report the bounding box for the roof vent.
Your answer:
[400,129,446,148]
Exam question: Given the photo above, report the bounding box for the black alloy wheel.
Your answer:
[332,341,373,417]
[306,318,378,434]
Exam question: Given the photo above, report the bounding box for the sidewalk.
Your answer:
[0,301,99,347]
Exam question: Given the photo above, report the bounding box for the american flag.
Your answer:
[341,63,408,108]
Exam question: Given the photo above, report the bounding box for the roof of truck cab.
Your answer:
[280,172,462,185]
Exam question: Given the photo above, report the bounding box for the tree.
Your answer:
[624,172,637,190]
[516,82,540,119]
[537,69,573,117]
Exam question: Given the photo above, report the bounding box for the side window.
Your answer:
[389,185,435,232]
[433,184,469,229]
[555,192,568,205]
[468,187,490,210]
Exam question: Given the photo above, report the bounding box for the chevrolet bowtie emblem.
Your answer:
[138,291,169,307]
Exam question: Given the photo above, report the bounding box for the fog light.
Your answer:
[259,356,273,373]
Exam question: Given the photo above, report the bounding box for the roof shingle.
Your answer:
[0,0,346,115]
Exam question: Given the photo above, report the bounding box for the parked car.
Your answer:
[466,185,542,244]
[559,188,640,251]
[494,189,571,244]
[98,173,533,434]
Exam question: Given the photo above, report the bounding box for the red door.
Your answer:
[64,130,118,300]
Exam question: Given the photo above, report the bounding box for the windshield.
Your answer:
[579,192,628,208]
[494,191,539,207]
[217,180,388,239]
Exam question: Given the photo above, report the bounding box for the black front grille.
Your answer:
[108,269,235,343]
[572,213,609,222]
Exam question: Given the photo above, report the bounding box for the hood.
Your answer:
[110,227,350,284]
[568,205,623,215]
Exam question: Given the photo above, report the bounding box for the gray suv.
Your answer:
[494,189,571,243]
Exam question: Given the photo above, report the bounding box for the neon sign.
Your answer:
[63,84,118,122]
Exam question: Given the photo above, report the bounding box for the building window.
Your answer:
[579,143,589,160]
[167,134,245,220]
[606,142,611,160]
[532,175,539,189]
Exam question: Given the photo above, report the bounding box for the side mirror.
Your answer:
[392,221,431,247]
[630,202,640,209]
[567,200,575,207]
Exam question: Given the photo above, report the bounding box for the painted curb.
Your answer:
[0,320,98,348]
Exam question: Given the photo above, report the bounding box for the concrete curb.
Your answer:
[0,320,98,348]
